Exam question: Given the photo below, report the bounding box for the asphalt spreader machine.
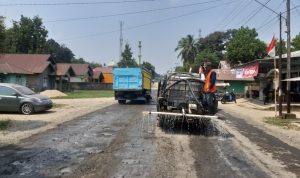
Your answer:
[143,72,223,134]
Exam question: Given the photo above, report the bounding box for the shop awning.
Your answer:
[282,77,300,81]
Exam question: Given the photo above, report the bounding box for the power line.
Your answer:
[45,0,232,23]
[258,19,278,35]
[212,0,246,30]
[255,4,300,33]
[253,0,280,16]
[257,0,285,29]
[61,0,237,41]
[256,15,278,31]
[241,0,271,26]
[292,0,300,16]
[0,0,154,6]
[223,0,253,29]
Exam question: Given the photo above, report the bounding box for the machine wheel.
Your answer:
[118,100,126,104]
[221,98,226,104]
[146,95,151,103]
[21,103,34,115]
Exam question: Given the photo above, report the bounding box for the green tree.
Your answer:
[291,33,300,51]
[89,62,102,68]
[142,61,156,78]
[193,49,221,72]
[5,15,48,53]
[275,39,287,55]
[0,16,5,53]
[196,30,236,63]
[45,39,74,63]
[175,35,198,65]
[226,27,267,65]
[117,43,138,67]
[71,57,87,64]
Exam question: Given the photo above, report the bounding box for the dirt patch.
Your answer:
[220,101,300,149]
[264,117,300,130]
[0,98,115,146]
[40,90,67,98]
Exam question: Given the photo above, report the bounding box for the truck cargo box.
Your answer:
[113,67,151,104]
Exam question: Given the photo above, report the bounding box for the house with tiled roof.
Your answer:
[69,63,93,83]
[56,64,76,91]
[0,54,56,91]
[93,67,113,84]
[92,70,103,83]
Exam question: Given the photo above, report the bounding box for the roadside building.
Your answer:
[92,70,103,83]
[0,54,56,91]
[55,64,76,91]
[213,61,254,96]
[93,67,113,84]
[70,63,93,83]
[235,50,300,102]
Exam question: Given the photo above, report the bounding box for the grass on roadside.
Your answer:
[264,117,300,130]
[0,119,12,130]
[53,90,114,99]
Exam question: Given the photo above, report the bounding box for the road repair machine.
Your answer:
[143,72,220,132]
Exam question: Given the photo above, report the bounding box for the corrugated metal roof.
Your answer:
[56,64,75,76]
[93,67,113,73]
[0,63,33,74]
[92,70,102,79]
[0,54,52,74]
[70,63,91,76]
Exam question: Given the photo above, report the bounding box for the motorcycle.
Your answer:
[221,91,236,104]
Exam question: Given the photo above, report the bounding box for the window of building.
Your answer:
[43,77,47,88]
[16,75,22,85]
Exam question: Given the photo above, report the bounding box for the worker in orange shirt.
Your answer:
[203,62,217,115]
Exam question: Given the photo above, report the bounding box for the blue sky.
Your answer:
[0,0,300,73]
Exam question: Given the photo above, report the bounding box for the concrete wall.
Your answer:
[71,82,112,90]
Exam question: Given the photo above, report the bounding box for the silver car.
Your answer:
[0,83,53,114]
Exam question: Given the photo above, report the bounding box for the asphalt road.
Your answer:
[0,97,298,177]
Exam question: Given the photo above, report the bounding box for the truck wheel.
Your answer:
[118,100,126,104]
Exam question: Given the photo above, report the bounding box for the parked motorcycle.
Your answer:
[221,91,236,104]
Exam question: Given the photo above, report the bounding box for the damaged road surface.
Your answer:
[0,100,297,178]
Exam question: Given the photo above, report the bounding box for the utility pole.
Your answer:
[286,0,291,113]
[138,41,142,66]
[198,29,202,39]
[278,12,283,117]
[119,21,124,62]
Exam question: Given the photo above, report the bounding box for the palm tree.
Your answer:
[175,35,198,65]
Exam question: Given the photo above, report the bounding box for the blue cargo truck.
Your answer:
[113,67,152,104]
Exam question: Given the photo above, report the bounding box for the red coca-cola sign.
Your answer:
[243,63,259,78]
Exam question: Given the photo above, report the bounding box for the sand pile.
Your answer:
[40,90,67,98]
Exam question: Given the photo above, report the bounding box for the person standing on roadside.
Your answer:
[263,81,272,105]
[203,62,217,114]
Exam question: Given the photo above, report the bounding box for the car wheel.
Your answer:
[21,103,34,115]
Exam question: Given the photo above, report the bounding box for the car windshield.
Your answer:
[15,86,35,95]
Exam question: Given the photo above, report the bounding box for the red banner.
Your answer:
[243,63,259,78]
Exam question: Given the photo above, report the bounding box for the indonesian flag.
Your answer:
[199,66,205,80]
[266,35,276,57]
